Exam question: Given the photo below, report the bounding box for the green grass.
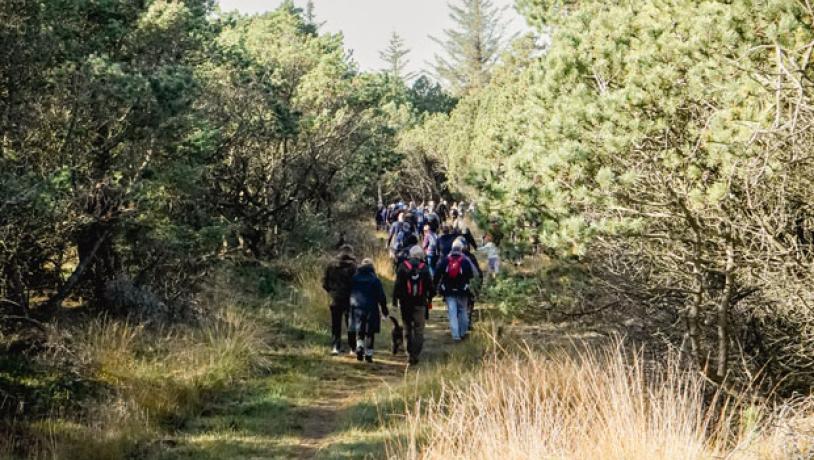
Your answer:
[3,230,498,460]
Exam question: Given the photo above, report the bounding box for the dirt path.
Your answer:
[156,298,461,460]
[290,310,453,459]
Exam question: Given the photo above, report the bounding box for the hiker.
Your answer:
[386,203,399,225]
[436,224,459,267]
[434,239,474,342]
[375,204,387,231]
[393,245,434,365]
[415,206,426,235]
[387,213,404,257]
[394,233,420,271]
[462,227,478,250]
[389,212,417,262]
[459,237,483,327]
[478,233,501,279]
[422,224,439,277]
[437,200,449,223]
[322,245,358,355]
[450,208,460,228]
[425,206,440,233]
[349,258,389,363]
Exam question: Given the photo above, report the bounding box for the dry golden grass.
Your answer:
[389,342,814,460]
[72,309,267,421]
[20,307,270,459]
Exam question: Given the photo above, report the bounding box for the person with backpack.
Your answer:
[436,224,460,269]
[322,245,358,355]
[434,239,474,342]
[393,246,434,365]
[459,237,484,329]
[390,213,417,260]
[349,258,389,363]
[387,213,405,258]
[394,233,420,271]
[422,224,439,277]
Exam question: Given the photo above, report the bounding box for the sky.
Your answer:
[216,0,529,78]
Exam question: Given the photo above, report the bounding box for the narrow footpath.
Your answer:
[157,291,466,460]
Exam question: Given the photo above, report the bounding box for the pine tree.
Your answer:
[305,0,316,24]
[430,0,511,95]
[379,31,415,82]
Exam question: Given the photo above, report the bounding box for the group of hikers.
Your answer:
[323,199,500,366]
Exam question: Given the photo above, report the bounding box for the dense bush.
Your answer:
[406,0,814,390]
[0,1,421,319]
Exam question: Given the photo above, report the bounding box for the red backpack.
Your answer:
[446,254,464,279]
[403,260,426,299]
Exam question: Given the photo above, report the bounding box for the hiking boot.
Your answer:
[365,355,374,363]
[330,347,340,356]
[408,356,419,365]
[356,347,364,361]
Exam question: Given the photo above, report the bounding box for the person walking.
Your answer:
[436,224,459,268]
[437,200,449,224]
[434,239,474,342]
[422,224,439,277]
[349,258,389,363]
[460,237,483,328]
[478,233,501,279]
[322,245,358,355]
[393,246,434,365]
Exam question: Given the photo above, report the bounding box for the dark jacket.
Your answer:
[434,251,474,298]
[463,249,483,279]
[349,266,388,334]
[436,233,459,265]
[322,254,357,303]
[437,203,449,222]
[426,212,440,232]
[393,257,435,308]
[463,228,478,250]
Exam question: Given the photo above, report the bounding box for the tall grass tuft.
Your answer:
[390,342,814,459]
[27,307,270,458]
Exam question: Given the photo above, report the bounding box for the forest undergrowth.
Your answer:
[3,228,814,459]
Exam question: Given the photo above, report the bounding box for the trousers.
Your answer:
[330,300,356,350]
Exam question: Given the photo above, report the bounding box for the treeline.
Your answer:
[405,0,814,392]
[0,1,450,320]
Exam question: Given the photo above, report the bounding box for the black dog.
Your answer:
[390,316,404,355]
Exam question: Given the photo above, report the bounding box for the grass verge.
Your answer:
[387,340,814,459]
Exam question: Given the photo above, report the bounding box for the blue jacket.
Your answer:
[349,266,388,334]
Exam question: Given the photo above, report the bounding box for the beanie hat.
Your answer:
[451,239,464,251]
[409,245,425,260]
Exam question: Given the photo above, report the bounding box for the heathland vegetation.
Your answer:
[3,0,814,458]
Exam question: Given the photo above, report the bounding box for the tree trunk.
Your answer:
[715,244,735,382]
[41,228,110,315]
[3,262,29,315]
[685,271,702,367]
[77,222,117,305]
